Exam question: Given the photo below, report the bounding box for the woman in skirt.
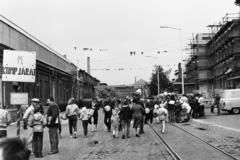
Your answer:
[131,98,144,137]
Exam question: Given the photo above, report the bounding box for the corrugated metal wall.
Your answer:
[0,20,71,74]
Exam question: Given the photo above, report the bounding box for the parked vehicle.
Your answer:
[220,89,240,114]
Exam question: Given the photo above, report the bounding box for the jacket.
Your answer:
[119,105,132,120]
[0,109,12,129]
[47,102,60,127]
[28,112,46,132]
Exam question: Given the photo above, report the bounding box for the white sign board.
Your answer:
[10,93,28,105]
[2,50,36,82]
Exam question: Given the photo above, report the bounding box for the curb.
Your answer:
[193,119,240,133]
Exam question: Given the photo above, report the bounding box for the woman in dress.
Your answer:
[111,102,121,138]
[131,98,144,137]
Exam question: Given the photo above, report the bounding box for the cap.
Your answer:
[31,98,40,103]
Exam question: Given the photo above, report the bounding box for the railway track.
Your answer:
[148,123,238,160]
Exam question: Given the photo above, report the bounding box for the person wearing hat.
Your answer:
[0,102,12,137]
[23,98,40,153]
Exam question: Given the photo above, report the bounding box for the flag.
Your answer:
[100,49,108,51]
[83,48,92,51]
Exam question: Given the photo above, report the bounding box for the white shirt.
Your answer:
[198,97,205,106]
[181,102,191,113]
[23,105,34,120]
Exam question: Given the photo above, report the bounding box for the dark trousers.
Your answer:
[217,105,220,115]
[93,110,98,125]
[0,130,7,138]
[82,120,88,136]
[211,105,214,113]
[149,111,153,123]
[169,109,175,122]
[199,105,205,118]
[33,132,43,157]
[104,113,111,131]
[122,120,131,136]
[175,111,181,123]
[59,124,62,135]
[49,127,59,153]
[68,115,78,135]
[139,116,144,133]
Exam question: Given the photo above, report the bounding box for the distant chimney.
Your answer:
[87,57,90,75]
[63,55,67,58]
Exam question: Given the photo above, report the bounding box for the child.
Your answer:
[111,104,120,138]
[59,112,67,138]
[88,107,95,132]
[28,107,46,158]
[158,103,168,134]
[79,107,90,138]
[153,103,159,124]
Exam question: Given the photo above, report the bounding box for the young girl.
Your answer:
[79,107,90,138]
[111,103,121,138]
[28,107,46,158]
[158,102,168,134]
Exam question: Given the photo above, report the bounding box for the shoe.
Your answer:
[38,155,44,158]
[127,136,130,138]
[74,132,77,138]
[70,135,73,138]
[48,151,58,155]
[113,135,116,138]
[162,131,165,134]
[59,134,61,138]
[35,155,39,158]
[136,134,140,137]
[84,135,88,138]
[122,135,125,139]
[108,130,111,132]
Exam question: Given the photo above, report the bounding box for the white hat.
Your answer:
[31,98,40,103]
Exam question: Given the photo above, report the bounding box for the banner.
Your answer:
[2,50,36,82]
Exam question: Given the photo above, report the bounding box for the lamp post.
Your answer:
[146,56,160,96]
[160,26,184,94]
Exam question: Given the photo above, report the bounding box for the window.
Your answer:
[39,80,42,99]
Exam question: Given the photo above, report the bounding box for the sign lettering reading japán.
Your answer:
[2,50,36,82]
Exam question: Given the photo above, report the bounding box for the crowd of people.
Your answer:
[0,92,221,160]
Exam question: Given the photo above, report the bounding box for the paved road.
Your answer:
[7,109,173,160]
[196,107,240,132]
[5,106,240,160]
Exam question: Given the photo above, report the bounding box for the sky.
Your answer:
[1,0,239,85]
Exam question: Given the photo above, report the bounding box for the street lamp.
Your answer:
[146,56,160,96]
[160,26,185,94]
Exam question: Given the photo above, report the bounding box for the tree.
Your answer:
[148,65,171,96]
[95,87,118,99]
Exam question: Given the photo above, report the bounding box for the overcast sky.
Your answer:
[1,0,239,85]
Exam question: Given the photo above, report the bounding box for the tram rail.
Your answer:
[148,124,182,160]
[148,123,238,160]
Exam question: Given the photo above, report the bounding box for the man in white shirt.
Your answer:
[181,100,193,122]
[23,98,40,153]
[198,94,205,119]
[0,103,12,137]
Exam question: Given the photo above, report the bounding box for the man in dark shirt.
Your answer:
[103,96,113,132]
[46,97,60,155]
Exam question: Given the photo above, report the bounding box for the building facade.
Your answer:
[184,13,240,98]
[0,14,99,115]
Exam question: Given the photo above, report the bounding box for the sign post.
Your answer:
[2,50,36,138]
